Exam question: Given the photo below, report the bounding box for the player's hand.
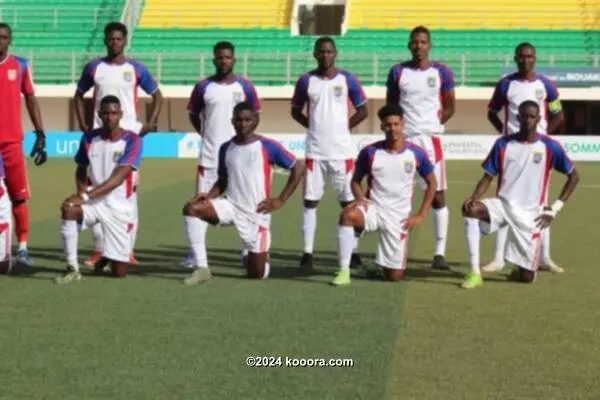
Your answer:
[79,124,90,134]
[350,198,369,210]
[535,207,555,230]
[30,130,47,166]
[139,122,157,137]
[401,214,425,231]
[64,194,84,208]
[191,193,210,204]
[463,197,477,215]
[256,198,284,214]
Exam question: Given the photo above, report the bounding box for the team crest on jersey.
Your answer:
[427,76,436,88]
[404,161,414,173]
[123,71,133,82]
[333,85,343,98]
[247,152,258,165]
[535,89,544,100]
[6,69,16,81]
[232,91,243,103]
[532,152,543,164]
[113,151,124,162]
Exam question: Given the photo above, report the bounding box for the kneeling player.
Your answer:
[0,154,13,274]
[182,102,305,283]
[55,95,142,283]
[333,104,436,286]
[461,101,579,289]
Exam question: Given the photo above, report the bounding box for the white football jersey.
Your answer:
[187,76,261,169]
[77,58,158,133]
[291,69,367,160]
[386,62,455,137]
[75,129,142,212]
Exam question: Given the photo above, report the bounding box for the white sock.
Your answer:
[541,228,551,262]
[494,225,509,264]
[130,219,139,249]
[432,207,449,256]
[336,225,354,272]
[262,262,270,279]
[91,222,104,251]
[464,217,481,275]
[241,247,248,259]
[61,220,79,271]
[184,216,208,268]
[302,207,317,254]
[352,236,359,255]
[18,241,27,251]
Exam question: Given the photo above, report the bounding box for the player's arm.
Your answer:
[487,79,507,134]
[403,153,436,230]
[75,166,88,194]
[69,135,90,201]
[439,66,456,124]
[273,160,305,205]
[468,140,502,201]
[385,67,399,105]
[74,62,95,133]
[21,62,47,165]
[544,78,564,135]
[85,165,133,200]
[204,143,230,200]
[290,75,309,129]
[351,148,369,206]
[346,72,369,129]
[137,64,163,137]
[468,173,494,201]
[187,82,205,135]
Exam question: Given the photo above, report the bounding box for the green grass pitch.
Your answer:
[1,159,600,400]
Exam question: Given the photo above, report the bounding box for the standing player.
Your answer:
[74,22,163,267]
[182,41,261,269]
[461,101,579,289]
[55,95,142,284]
[485,42,564,274]
[182,102,304,283]
[0,23,47,267]
[291,36,368,273]
[386,25,455,270]
[333,104,436,286]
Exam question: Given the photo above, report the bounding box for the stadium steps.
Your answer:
[138,0,291,28]
[347,0,600,30]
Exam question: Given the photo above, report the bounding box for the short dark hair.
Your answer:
[378,104,404,121]
[100,95,121,107]
[314,36,336,51]
[410,25,430,41]
[233,102,255,115]
[213,41,235,54]
[515,42,535,55]
[0,23,12,37]
[104,22,127,37]
[518,100,539,113]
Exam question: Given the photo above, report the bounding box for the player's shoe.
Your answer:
[183,267,212,285]
[16,249,33,268]
[460,272,483,289]
[179,253,195,269]
[481,261,505,273]
[299,253,314,274]
[332,270,351,286]
[539,259,564,274]
[350,253,363,269]
[431,255,450,270]
[54,267,82,284]
[84,250,103,267]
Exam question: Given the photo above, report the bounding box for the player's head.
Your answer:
[313,37,336,69]
[104,22,128,57]
[98,95,123,130]
[517,100,540,133]
[213,41,235,76]
[232,102,258,138]
[408,26,431,62]
[0,23,12,53]
[378,104,405,140]
[514,42,536,74]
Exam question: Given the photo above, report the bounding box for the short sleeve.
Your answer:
[481,139,506,177]
[20,61,35,95]
[240,79,261,111]
[262,139,296,170]
[385,66,400,104]
[354,147,372,181]
[291,74,309,109]
[74,135,91,167]
[547,139,574,175]
[133,62,158,95]
[117,134,143,170]
[541,76,562,115]
[187,81,208,115]
[343,71,367,108]
[438,64,455,92]
[488,79,509,113]
[217,142,230,181]
[414,148,435,178]
[76,61,96,95]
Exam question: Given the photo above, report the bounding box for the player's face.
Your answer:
[104,30,126,56]
[314,42,336,69]
[0,28,11,53]
[213,49,235,75]
[381,115,404,141]
[515,47,536,74]
[232,110,257,137]
[99,103,123,130]
[518,106,540,132]
[408,32,430,61]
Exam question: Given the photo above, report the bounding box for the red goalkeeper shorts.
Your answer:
[0,141,30,201]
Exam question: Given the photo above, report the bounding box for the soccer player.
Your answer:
[182,40,261,269]
[0,22,47,267]
[0,153,13,274]
[461,101,579,289]
[386,25,455,270]
[333,104,436,286]
[55,95,142,284]
[74,22,163,267]
[182,102,304,283]
[485,42,564,274]
[291,36,368,273]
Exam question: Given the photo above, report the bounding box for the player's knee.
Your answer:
[61,202,78,220]
[382,268,405,282]
[432,191,445,209]
[339,208,360,227]
[303,199,318,209]
[182,202,196,217]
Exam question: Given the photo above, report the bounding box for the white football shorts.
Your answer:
[211,198,271,254]
[406,134,447,192]
[358,203,410,270]
[196,166,219,195]
[480,198,542,271]
[304,159,354,203]
[0,181,12,264]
